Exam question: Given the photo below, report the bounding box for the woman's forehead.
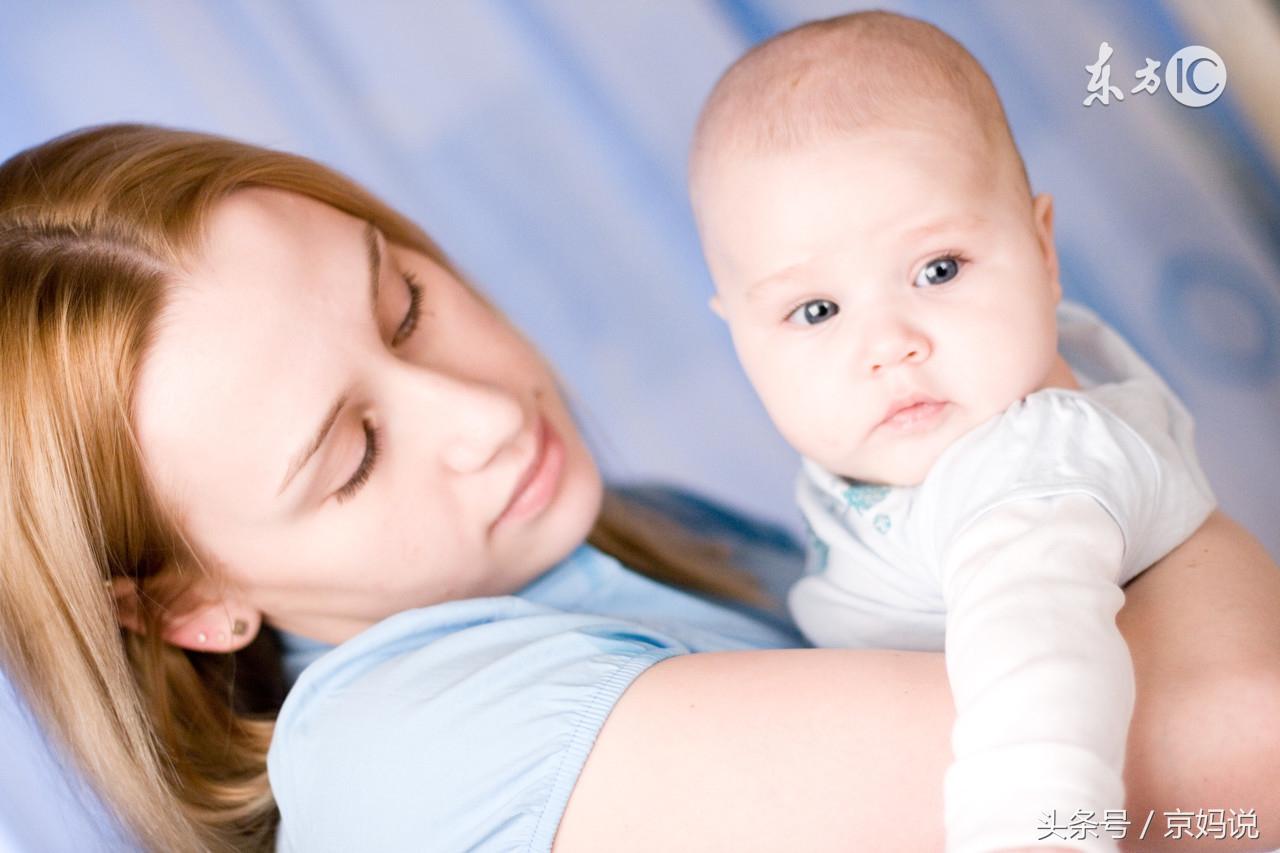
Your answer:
[132,190,369,522]
[200,189,359,275]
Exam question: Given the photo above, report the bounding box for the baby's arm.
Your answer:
[942,494,1129,853]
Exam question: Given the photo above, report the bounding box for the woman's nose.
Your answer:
[860,314,931,375]
[389,362,526,474]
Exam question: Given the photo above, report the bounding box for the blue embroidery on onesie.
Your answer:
[802,520,829,574]
[841,483,889,514]
[873,513,892,534]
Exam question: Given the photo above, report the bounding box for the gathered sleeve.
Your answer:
[269,597,689,852]
[914,385,1214,586]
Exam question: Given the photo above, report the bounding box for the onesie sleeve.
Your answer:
[941,494,1131,853]
[268,597,688,852]
[914,386,1214,584]
[910,390,1208,851]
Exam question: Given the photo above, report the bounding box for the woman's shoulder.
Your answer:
[269,520,806,851]
[270,595,690,851]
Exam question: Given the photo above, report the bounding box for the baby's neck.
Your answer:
[1039,353,1081,391]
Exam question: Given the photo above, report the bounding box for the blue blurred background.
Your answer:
[1,2,1279,848]
[1,1,1276,554]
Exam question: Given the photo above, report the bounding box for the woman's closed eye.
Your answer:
[914,254,966,288]
[336,419,380,504]
[391,270,424,346]
[334,270,424,504]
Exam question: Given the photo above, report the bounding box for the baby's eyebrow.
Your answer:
[739,213,987,302]
[899,213,987,243]
[745,263,809,303]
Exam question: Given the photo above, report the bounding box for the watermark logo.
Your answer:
[1038,808,1260,842]
[1165,45,1227,107]
[1083,42,1226,108]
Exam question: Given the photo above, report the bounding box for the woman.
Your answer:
[0,124,1276,853]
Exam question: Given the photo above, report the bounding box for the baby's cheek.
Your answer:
[740,347,799,407]
[814,424,862,464]
[740,343,857,452]
[784,396,859,460]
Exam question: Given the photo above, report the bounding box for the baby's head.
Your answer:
[691,11,1066,485]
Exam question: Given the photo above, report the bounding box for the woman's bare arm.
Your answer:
[553,512,1280,852]
[1118,511,1280,851]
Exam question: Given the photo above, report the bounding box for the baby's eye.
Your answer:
[914,256,962,287]
[785,299,840,326]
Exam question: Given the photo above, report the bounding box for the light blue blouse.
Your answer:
[271,491,807,852]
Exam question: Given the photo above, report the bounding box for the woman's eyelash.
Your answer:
[335,420,380,504]
[392,271,423,347]
[334,271,422,505]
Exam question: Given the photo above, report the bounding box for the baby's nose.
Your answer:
[863,320,931,374]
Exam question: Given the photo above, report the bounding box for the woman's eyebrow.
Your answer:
[276,221,382,498]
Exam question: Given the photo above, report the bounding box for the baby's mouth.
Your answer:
[875,396,950,434]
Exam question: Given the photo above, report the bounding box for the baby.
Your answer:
[689,11,1215,853]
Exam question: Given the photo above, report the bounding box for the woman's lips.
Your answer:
[491,416,564,531]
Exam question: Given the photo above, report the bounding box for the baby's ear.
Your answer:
[1032,193,1062,301]
[708,294,725,320]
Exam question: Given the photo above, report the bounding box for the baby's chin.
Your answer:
[824,455,934,487]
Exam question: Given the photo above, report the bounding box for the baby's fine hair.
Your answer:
[690,10,1030,197]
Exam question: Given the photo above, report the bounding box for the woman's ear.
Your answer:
[1032,193,1063,303]
[110,576,262,653]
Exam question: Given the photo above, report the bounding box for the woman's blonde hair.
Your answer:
[0,124,763,851]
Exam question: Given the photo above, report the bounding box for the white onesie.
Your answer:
[789,302,1216,852]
